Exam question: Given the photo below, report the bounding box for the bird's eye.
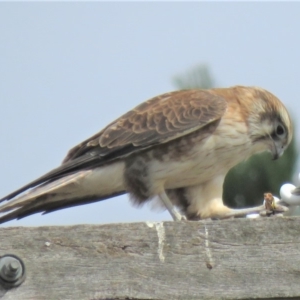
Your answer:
[271,123,286,140]
[276,124,285,136]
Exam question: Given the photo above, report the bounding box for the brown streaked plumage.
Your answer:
[0,86,293,223]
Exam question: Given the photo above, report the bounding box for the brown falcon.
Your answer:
[0,86,292,223]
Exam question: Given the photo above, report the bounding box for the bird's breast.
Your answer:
[147,119,252,190]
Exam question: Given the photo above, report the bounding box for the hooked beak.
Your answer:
[272,152,279,160]
[270,140,284,160]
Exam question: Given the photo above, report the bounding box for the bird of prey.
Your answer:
[0,86,292,223]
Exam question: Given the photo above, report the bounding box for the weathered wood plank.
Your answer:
[0,217,300,300]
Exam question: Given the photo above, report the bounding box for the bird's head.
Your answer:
[244,87,293,160]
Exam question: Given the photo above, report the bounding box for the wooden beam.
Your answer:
[0,217,300,299]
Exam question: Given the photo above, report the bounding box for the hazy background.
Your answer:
[0,2,299,226]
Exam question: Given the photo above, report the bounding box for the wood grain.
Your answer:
[0,217,300,300]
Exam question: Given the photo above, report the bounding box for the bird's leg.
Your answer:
[219,203,288,219]
[159,191,186,221]
[220,205,265,218]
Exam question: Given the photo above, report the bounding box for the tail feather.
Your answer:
[0,191,125,224]
[0,162,125,223]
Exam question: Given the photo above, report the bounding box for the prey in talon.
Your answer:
[259,192,289,217]
[264,193,276,213]
[0,86,293,223]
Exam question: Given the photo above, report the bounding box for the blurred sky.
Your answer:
[0,2,300,226]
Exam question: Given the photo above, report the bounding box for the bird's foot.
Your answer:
[170,210,187,221]
[220,193,289,219]
[224,204,288,219]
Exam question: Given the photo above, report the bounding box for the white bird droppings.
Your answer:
[145,221,155,228]
[204,224,213,268]
[155,222,165,262]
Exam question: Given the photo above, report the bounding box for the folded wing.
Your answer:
[0,89,227,218]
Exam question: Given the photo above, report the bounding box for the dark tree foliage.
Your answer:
[173,64,297,208]
[173,65,215,90]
